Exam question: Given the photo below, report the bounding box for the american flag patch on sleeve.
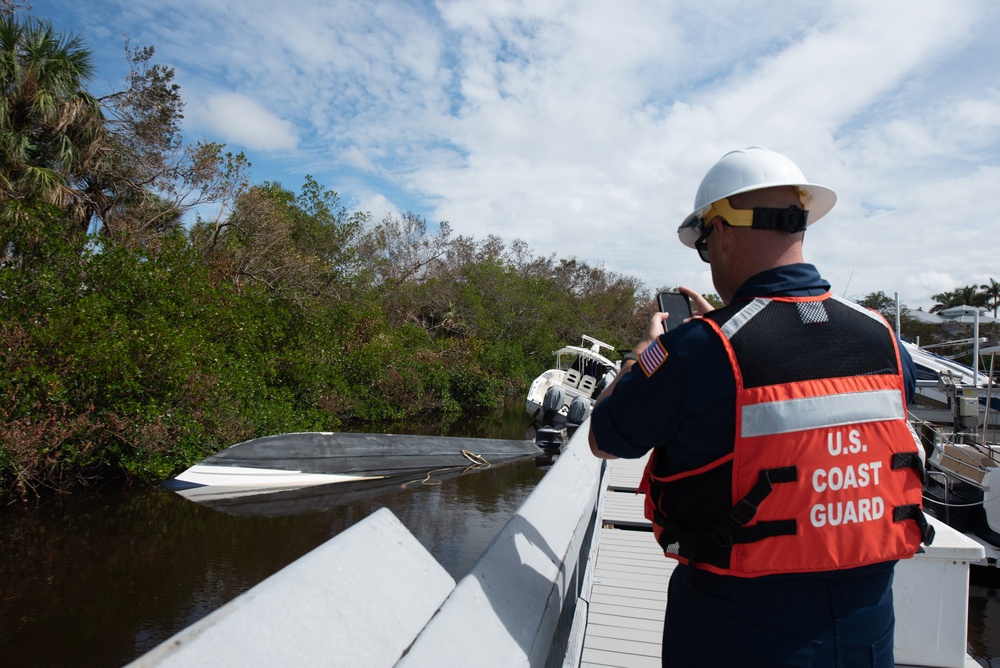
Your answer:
[638,339,668,376]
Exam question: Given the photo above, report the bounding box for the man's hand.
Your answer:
[678,286,715,318]
[636,312,670,353]
[595,286,714,410]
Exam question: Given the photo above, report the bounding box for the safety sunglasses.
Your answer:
[694,224,713,263]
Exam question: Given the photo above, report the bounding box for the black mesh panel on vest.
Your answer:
[713,299,899,389]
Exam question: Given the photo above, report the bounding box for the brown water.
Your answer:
[0,402,997,667]
[0,456,547,667]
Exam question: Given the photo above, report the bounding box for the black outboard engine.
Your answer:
[535,425,566,450]
[567,396,590,426]
[542,385,566,422]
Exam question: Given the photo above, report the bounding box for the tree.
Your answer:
[930,284,987,313]
[0,15,106,243]
[1,16,251,257]
[93,43,251,249]
[0,1,30,18]
[981,277,1000,318]
[190,177,364,305]
[858,291,897,320]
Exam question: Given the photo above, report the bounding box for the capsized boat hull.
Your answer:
[165,432,542,491]
[171,461,512,516]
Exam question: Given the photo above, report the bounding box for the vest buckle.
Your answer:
[731,497,759,526]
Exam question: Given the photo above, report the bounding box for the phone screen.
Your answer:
[657,291,692,332]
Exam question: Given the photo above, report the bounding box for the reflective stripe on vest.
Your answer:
[742,386,905,438]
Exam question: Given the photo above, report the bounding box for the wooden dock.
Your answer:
[582,453,675,667]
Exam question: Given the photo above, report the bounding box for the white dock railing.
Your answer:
[129,424,606,668]
[129,421,984,668]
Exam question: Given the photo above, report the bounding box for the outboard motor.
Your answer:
[535,425,567,451]
[567,396,590,426]
[542,385,566,422]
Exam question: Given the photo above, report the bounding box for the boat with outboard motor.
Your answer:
[903,339,1000,568]
[525,335,619,447]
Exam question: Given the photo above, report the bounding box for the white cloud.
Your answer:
[188,93,298,152]
[34,0,1000,312]
[352,192,400,223]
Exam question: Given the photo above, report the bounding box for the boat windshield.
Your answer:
[555,348,615,377]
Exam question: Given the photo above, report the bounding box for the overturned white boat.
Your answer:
[525,335,619,433]
[164,432,542,503]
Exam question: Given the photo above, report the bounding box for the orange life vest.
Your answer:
[640,293,933,577]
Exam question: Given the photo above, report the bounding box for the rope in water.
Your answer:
[461,450,490,468]
[400,451,491,488]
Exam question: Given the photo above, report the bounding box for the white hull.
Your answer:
[962,531,1000,568]
[174,464,380,488]
[165,432,542,503]
[526,369,567,420]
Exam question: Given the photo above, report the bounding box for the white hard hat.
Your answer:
[677,146,837,248]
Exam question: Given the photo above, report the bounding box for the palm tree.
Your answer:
[982,277,1000,318]
[930,289,961,313]
[930,284,988,313]
[0,14,107,234]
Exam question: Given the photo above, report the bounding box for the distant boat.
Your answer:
[905,340,1000,427]
[904,340,1000,568]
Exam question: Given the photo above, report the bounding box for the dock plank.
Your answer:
[582,459,670,665]
[586,612,663,633]
[608,452,649,492]
[581,646,662,668]
[583,524,672,666]
[607,453,650,491]
[584,634,662,657]
[583,622,662,645]
[601,491,650,528]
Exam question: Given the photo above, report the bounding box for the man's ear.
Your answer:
[713,218,733,258]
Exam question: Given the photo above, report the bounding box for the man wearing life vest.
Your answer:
[588,147,932,668]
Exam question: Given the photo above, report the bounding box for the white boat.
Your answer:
[903,340,1000,568]
[164,432,542,506]
[525,335,619,432]
[919,430,1000,567]
[904,339,1000,428]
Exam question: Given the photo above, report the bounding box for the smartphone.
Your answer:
[657,291,692,332]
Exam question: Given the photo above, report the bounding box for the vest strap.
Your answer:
[892,451,926,482]
[731,519,798,544]
[893,503,936,545]
[751,206,808,232]
[709,466,798,548]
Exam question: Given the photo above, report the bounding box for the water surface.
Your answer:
[0,407,546,667]
[1,405,997,666]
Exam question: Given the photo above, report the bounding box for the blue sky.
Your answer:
[27,0,1000,310]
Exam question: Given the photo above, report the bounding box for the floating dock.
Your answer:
[582,452,670,667]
